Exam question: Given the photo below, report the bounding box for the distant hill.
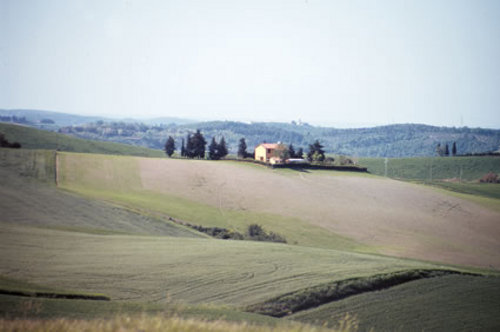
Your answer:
[2,109,500,157]
[0,109,195,127]
[0,123,163,157]
[58,120,500,157]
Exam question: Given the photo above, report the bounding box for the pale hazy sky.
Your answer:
[1,0,500,128]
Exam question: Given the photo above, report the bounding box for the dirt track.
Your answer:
[139,159,500,269]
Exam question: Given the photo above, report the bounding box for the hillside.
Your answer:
[1,148,500,330]
[3,109,500,157]
[57,121,500,157]
[0,123,164,157]
[359,156,500,181]
[53,152,500,269]
[290,274,500,331]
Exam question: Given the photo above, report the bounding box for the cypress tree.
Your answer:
[452,142,457,156]
[180,138,185,157]
[288,144,296,158]
[208,137,219,160]
[238,138,248,158]
[436,143,442,156]
[185,134,194,158]
[191,129,206,158]
[444,143,450,156]
[296,147,304,159]
[164,136,175,157]
[218,137,228,159]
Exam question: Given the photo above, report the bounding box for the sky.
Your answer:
[1,0,500,128]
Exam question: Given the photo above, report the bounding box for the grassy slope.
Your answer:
[55,152,500,269]
[0,312,352,332]
[1,149,499,330]
[0,166,200,237]
[0,223,435,307]
[290,274,500,332]
[0,148,56,183]
[0,123,164,157]
[359,155,500,181]
[56,152,365,252]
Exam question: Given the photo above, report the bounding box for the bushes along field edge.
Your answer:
[246,269,480,317]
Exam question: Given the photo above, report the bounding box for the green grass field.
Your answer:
[359,155,500,181]
[0,223,435,306]
[290,274,500,332]
[0,123,164,157]
[1,147,500,331]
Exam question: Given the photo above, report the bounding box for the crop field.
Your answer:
[1,147,500,331]
[57,152,500,269]
[0,223,434,306]
[290,274,500,332]
[0,166,199,237]
[359,155,500,181]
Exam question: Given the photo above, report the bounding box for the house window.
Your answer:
[267,149,271,154]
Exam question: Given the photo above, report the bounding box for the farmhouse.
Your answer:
[254,143,287,164]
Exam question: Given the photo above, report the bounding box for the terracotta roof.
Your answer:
[256,143,282,149]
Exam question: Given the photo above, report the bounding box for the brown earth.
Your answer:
[138,158,500,269]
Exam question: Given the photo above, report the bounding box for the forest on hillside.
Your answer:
[57,121,500,157]
[2,109,500,157]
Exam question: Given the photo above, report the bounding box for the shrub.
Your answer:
[479,172,500,183]
[246,224,286,243]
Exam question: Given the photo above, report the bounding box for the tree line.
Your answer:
[436,142,457,157]
[164,130,330,164]
[164,129,229,160]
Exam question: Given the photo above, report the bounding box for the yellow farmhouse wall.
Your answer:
[255,145,269,162]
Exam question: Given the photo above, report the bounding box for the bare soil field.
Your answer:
[57,154,500,269]
[138,158,500,269]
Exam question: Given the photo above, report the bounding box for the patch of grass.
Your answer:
[0,123,164,157]
[426,181,500,200]
[359,156,500,181]
[290,275,500,332]
[0,166,200,238]
[58,186,364,251]
[0,312,357,332]
[0,294,282,327]
[246,269,474,317]
[0,223,435,307]
[0,276,109,301]
[0,148,56,182]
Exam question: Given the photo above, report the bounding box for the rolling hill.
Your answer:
[3,109,500,157]
[0,122,164,157]
[54,152,500,269]
[1,146,500,331]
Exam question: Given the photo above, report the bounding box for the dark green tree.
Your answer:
[180,138,185,157]
[436,143,443,156]
[307,140,325,162]
[288,144,296,158]
[191,129,206,158]
[217,137,228,159]
[296,147,304,159]
[444,143,449,156]
[238,138,248,158]
[185,134,194,158]
[452,142,457,156]
[208,137,219,160]
[164,136,175,157]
